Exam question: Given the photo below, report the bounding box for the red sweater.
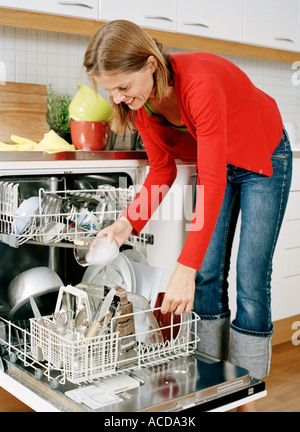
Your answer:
[123,52,283,270]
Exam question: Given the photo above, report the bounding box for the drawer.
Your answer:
[177,0,243,42]
[100,0,177,31]
[0,0,99,20]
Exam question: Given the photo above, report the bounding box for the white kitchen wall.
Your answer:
[0,24,299,123]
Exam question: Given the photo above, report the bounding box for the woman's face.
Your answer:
[94,56,157,110]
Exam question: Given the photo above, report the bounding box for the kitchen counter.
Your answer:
[1,149,299,161]
[0,150,148,162]
[0,150,151,176]
[0,150,197,177]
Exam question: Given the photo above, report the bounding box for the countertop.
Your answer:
[0,150,151,175]
[0,150,148,162]
[0,149,299,168]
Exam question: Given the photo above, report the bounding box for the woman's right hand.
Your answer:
[97,216,133,247]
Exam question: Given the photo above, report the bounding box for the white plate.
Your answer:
[36,221,65,242]
[81,252,136,293]
[122,249,148,265]
[120,252,136,293]
[130,261,163,308]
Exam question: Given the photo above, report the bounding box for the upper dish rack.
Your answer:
[0,181,152,248]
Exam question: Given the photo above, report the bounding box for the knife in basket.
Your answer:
[29,295,45,326]
[85,287,116,339]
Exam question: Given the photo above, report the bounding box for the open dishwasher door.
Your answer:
[0,153,265,412]
[0,301,265,413]
[0,350,265,412]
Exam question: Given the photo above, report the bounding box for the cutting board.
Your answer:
[0,82,49,144]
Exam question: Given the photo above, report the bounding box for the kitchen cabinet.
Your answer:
[177,0,243,43]
[100,0,177,31]
[0,0,98,20]
[244,0,298,51]
[138,0,177,32]
[271,156,300,320]
[1,6,300,63]
[99,0,141,25]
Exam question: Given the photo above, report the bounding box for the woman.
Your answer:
[84,20,292,411]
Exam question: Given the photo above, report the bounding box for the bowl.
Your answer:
[7,266,63,310]
[69,83,112,122]
[70,121,110,151]
[8,287,60,322]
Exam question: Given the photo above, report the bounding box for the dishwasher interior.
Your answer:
[0,171,138,304]
[0,166,265,412]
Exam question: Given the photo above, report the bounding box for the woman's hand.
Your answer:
[161,263,196,315]
[97,216,133,247]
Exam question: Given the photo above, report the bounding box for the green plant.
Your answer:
[46,84,72,134]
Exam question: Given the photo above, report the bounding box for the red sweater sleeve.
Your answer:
[177,77,228,269]
[122,119,177,235]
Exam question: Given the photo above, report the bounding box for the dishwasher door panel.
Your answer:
[1,351,265,412]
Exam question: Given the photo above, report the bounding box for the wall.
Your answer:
[0,24,300,129]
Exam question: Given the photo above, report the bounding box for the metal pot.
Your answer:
[7,267,63,321]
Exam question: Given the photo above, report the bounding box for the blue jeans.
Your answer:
[194,128,292,378]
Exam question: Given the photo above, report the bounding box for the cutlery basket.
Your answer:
[29,308,199,386]
[30,316,119,383]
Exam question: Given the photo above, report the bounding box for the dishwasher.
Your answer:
[0,151,266,412]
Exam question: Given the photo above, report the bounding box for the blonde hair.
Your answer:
[84,20,174,135]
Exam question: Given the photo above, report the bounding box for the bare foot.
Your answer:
[236,401,258,412]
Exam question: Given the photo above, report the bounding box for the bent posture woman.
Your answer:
[84,20,292,411]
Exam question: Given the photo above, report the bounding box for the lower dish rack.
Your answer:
[0,306,200,390]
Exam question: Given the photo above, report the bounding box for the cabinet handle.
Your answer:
[182,22,209,29]
[274,37,294,43]
[57,1,93,9]
[144,15,173,22]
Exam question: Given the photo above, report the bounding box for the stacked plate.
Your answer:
[82,252,136,293]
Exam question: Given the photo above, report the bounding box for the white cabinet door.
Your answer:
[100,0,177,31]
[100,0,142,24]
[228,157,300,322]
[0,0,98,19]
[139,0,177,32]
[244,0,298,51]
[177,0,243,42]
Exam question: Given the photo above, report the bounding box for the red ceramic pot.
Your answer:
[70,121,110,151]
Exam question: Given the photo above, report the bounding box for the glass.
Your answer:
[73,236,119,267]
[96,266,125,288]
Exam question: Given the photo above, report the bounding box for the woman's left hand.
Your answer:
[160,263,196,315]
